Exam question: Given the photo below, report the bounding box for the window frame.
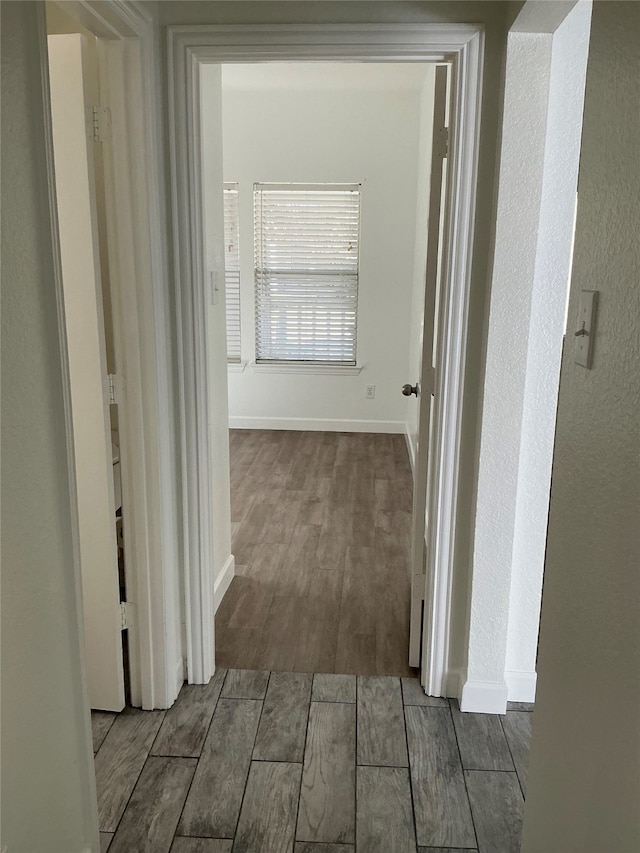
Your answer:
[253,182,361,368]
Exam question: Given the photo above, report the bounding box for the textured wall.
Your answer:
[505,1,591,688]
[159,1,510,27]
[0,3,98,850]
[465,1,590,709]
[521,2,640,849]
[467,30,552,694]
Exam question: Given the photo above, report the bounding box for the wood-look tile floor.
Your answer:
[216,430,415,676]
[93,671,532,852]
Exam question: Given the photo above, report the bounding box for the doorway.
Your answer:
[209,60,438,676]
[43,0,177,711]
[168,24,484,695]
[47,21,129,712]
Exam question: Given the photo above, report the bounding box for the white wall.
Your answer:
[521,2,640,849]
[1,3,99,851]
[215,63,434,432]
[462,0,591,712]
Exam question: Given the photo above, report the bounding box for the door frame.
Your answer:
[168,23,484,694]
[42,0,179,709]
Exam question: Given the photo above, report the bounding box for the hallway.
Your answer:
[95,433,532,852]
[92,669,531,852]
[216,430,415,676]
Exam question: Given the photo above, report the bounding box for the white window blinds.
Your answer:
[223,183,241,362]
[254,183,360,364]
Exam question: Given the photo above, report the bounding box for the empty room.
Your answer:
[211,61,438,678]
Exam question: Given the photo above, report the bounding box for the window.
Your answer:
[254,183,360,365]
[223,183,241,362]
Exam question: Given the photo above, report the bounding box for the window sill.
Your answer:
[250,361,362,376]
[227,361,248,373]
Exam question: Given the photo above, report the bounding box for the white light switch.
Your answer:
[574,289,598,368]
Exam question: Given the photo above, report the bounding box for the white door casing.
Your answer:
[408,64,450,672]
[48,33,124,712]
[168,25,483,695]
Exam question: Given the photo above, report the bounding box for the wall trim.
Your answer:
[175,656,185,698]
[100,9,179,711]
[460,679,509,714]
[214,554,235,613]
[442,667,464,700]
[404,425,417,474]
[229,416,405,434]
[168,21,484,694]
[505,669,537,703]
[249,362,362,376]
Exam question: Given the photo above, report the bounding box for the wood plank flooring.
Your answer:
[93,670,531,853]
[93,431,532,852]
[297,701,356,844]
[216,430,415,676]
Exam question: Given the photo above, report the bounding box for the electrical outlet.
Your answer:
[366,384,376,399]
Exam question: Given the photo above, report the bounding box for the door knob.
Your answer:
[402,383,418,397]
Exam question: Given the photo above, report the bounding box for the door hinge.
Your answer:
[107,373,125,406]
[120,601,135,631]
[90,106,111,143]
[434,125,449,159]
[423,366,436,396]
[420,536,428,579]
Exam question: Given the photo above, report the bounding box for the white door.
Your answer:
[198,63,232,683]
[408,65,450,673]
[48,34,125,711]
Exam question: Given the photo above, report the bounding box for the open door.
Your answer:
[48,34,125,711]
[408,65,450,675]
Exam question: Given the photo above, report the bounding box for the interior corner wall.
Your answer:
[505,0,591,696]
[463,0,590,712]
[216,73,434,432]
[463,28,554,711]
[1,3,99,851]
[521,2,640,849]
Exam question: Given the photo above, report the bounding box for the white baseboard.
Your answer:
[443,668,464,701]
[404,423,416,473]
[214,554,235,613]
[228,416,405,434]
[174,656,186,699]
[505,669,537,703]
[460,679,508,714]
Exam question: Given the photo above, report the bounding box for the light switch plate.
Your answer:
[574,289,598,368]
